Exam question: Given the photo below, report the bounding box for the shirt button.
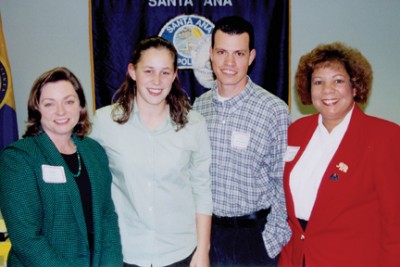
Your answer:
[149,207,153,212]
[300,234,305,240]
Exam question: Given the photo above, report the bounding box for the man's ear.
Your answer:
[249,49,256,66]
[209,46,213,62]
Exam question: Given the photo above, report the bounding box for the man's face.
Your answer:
[210,30,255,96]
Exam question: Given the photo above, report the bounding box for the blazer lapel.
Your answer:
[285,115,319,231]
[74,136,102,249]
[308,105,367,226]
[35,133,89,244]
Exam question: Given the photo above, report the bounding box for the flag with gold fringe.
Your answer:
[0,14,18,150]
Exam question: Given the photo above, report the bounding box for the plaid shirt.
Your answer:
[193,77,291,258]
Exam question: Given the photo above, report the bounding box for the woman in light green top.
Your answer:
[91,36,213,267]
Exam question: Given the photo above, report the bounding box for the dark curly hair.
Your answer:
[295,42,373,105]
[23,67,91,138]
[111,36,190,131]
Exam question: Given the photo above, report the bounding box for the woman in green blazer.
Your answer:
[0,67,122,267]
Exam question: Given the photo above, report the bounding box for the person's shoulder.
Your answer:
[185,110,208,131]
[290,114,318,130]
[93,104,115,119]
[250,83,288,108]
[246,85,289,122]
[2,137,35,153]
[91,104,119,133]
[0,137,37,162]
[79,136,108,159]
[188,109,207,123]
[363,112,399,127]
[361,113,400,135]
[193,90,213,103]
[354,112,400,150]
[252,84,286,102]
[81,135,103,148]
[192,91,214,115]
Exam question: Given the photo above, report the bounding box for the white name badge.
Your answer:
[42,165,67,183]
[231,131,250,149]
[284,146,300,162]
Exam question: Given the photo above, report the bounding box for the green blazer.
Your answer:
[0,132,122,267]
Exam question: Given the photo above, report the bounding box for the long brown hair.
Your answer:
[111,36,190,131]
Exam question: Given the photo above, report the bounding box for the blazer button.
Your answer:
[300,234,305,240]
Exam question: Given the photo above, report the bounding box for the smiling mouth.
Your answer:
[148,88,163,96]
[322,99,338,105]
[54,119,69,124]
[221,69,236,75]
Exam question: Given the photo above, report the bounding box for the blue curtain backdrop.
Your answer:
[91,0,288,109]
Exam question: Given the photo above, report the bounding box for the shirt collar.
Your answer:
[131,99,173,133]
[212,76,254,111]
[318,103,354,136]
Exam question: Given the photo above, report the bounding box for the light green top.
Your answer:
[91,104,212,267]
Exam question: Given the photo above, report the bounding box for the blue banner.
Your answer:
[0,15,18,150]
[91,0,288,108]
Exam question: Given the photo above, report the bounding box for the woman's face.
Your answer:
[129,47,177,109]
[311,63,355,131]
[38,80,81,140]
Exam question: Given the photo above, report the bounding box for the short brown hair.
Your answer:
[295,42,373,105]
[24,67,91,138]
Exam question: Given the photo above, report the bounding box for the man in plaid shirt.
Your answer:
[193,16,291,266]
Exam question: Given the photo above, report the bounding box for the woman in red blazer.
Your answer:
[279,42,400,267]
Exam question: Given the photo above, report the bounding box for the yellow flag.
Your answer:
[0,14,18,149]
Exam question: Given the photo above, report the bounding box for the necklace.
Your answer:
[71,149,82,178]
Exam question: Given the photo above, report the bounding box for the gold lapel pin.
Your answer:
[336,162,348,173]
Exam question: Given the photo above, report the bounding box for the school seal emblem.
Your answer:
[159,14,215,88]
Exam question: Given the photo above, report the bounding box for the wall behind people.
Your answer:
[0,0,92,138]
[0,0,399,140]
[290,0,400,123]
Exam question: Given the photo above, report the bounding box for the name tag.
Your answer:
[284,146,300,162]
[42,165,66,183]
[231,131,250,149]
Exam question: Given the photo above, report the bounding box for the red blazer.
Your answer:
[279,105,400,267]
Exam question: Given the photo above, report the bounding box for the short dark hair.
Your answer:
[211,16,255,51]
[24,67,91,138]
[295,42,373,105]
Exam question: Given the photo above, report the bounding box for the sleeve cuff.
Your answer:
[262,221,292,258]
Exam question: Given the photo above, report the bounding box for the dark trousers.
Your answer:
[210,209,277,267]
[123,249,194,267]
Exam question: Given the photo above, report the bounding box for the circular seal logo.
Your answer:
[0,61,8,105]
[159,14,215,88]
[190,34,215,89]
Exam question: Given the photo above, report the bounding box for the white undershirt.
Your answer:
[289,105,354,220]
[217,90,231,102]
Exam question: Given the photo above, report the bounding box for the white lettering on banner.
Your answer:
[148,0,194,7]
[178,57,192,66]
[203,0,232,6]
[166,17,194,34]
[195,19,213,34]
[149,0,232,7]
